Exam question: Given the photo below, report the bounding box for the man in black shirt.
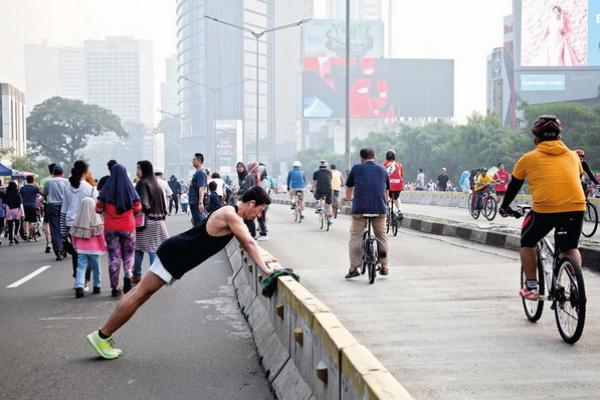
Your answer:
[312,160,333,218]
[437,167,449,192]
[168,175,182,214]
[86,187,277,360]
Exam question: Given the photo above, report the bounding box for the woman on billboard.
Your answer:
[542,5,580,66]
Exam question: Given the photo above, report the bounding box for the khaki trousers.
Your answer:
[349,214,388,270]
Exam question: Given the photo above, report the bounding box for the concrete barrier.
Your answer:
[224,240,414,400]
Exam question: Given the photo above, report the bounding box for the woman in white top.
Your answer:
[61,161,98,280]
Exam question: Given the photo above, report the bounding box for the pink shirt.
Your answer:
[72,234,107,255]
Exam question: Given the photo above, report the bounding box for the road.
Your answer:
[261,204,600,400]
[0,216,273,400]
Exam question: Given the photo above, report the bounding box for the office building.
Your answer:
[0,83,27,158]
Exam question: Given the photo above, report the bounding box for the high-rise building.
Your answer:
[0,83,27,158]
[176,0,244,171]
[84,37,154,125]
[24,42,86,113]
[160,56,178,116]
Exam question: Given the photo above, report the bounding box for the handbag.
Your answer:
[135,212,147,232]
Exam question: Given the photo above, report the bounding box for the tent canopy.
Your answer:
[0,163,12,176]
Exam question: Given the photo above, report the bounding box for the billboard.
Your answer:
[302,57,454,119]
[520,74,566,91]
[520,0,600,67]
[302,19,384,58]
[214,120,242,175]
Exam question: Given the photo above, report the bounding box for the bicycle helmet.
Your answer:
[385,150,396,161]
[531,115,561,139]
[576,149,585,158]
[319,160,328,168]
[292,161,302,168]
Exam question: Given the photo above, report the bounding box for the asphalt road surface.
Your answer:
[0,215,273,400]
[261,204,600,400]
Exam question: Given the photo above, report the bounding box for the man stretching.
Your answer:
[86,187,276,359]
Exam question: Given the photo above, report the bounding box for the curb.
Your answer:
[223,240,414,400]
[271,199,600,274]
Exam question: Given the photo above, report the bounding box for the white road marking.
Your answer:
[39,316,100,321]
[6,266,51,288]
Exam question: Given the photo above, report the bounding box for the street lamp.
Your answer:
[179,76,246,169]
[205,15,311,163]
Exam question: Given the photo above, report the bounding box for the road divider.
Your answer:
[223,240,414,400]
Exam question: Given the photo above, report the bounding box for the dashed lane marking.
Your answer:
[6,265,51,288]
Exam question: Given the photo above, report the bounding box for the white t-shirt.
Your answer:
[416,173,426,189]
[157,178,173,206]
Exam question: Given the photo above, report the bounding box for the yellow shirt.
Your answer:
[512,140,585,213]
[474,174,493,191]
[331,170,343,191]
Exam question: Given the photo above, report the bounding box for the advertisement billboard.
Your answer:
[521,74,566,91]
[302,57,454,119]
[520,0,600,67]
[302,19,384,58]
[214,120,242,175]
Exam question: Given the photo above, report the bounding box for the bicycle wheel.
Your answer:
[333,201,338,219]
[467,193,473,213]
[320,212,324,230]
[521,252,545,322]
[326,216,331,231]
[470,203,480,219]
[392,218,398,237]
[367,240,377,284]
[554,256,586,344]
[581,202,598,238]
[484,197,497,221]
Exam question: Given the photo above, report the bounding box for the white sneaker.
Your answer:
[257,235,270,241]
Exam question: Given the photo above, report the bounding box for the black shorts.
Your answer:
[521,211,584,252]
[43,204,49,223]
[495,191,506,196]
[389,191,401,200]
[315,191,332,205]
[24,206,38,223]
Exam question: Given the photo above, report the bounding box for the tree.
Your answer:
[11,156,49,178]
[27,97,127,166]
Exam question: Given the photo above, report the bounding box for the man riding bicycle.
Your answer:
[472,167,493,209]
[287,161,306,219]
[382,150,404,221]
[575,149,598,197]
[312,160,333,219]
[344,148,390,279]
[499,115,586,300]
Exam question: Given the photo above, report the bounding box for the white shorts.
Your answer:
[149,257,176,285]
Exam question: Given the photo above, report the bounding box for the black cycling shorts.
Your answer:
[521,211,584,252]
[389,191,401,200]
[314,191,332,205]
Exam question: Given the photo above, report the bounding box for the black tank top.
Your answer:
[157,206,236,279]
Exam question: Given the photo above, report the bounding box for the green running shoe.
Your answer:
[86,330,122,359]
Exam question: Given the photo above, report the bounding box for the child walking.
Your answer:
[71,197,107,298]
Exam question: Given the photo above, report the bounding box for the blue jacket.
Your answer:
[287,168,306,190]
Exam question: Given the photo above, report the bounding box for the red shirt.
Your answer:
[493,170,510,192]
[96,200,142,232]
[383,160,404,191]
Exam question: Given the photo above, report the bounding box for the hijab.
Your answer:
[5,181,21,208]
[70,197,104,239]
[236,162,248,185]
[98,164,140,214]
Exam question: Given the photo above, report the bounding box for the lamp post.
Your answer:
[179,76,246,170]
[205,15,311,163]
[345,0,351,172]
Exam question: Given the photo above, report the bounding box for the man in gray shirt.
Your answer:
[44,165,68,260]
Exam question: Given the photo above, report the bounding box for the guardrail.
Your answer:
[224,240,413,400]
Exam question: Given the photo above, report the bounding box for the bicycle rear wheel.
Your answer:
[326,216,331,231]
[521,252,545,322]
[392,218,398,237]
[484,197,497,221]
[467,193,473,213]
[554,256,586,344]
[333,201,338,219]
[581,202,598,238]
[320,213,324,230]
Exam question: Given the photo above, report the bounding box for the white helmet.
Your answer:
[292,161,302,167]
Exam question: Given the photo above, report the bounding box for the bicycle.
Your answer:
[289,191,303,223]
[386,199,399,237]
[317,197,331,231]
[469,186,497,221]
[507,205,587,344]
[361,214,381,284]
[582,199,598,238]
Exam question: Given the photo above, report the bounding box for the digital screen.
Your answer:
[520,0,600,66]
[302,57,454,119]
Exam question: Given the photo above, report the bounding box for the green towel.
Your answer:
[260,269,300,298]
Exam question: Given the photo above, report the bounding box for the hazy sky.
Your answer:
[0,0,513,123]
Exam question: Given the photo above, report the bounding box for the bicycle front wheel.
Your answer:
[392,218,398,237]
[554,256,586,344]
[521,253,545,322]
[484,197,497,221]
[581,202,598,238]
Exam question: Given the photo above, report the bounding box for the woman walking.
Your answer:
[71,198,106,298]
[4,182,23,245]
[62,161,97,280]
[133,160,168,284]
[96,164,142,297]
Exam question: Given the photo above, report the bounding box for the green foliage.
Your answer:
[11,156,49,178]
[294,148,346,175]
[27,97,127,166]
